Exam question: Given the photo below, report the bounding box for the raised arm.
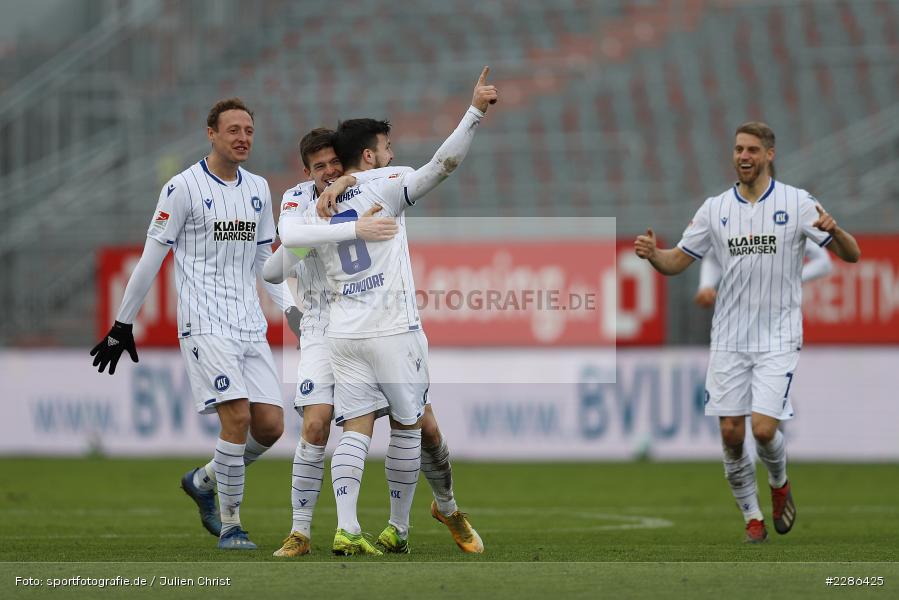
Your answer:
[813,205,861,263]
[635,228,695,275]
[402,66,498,204]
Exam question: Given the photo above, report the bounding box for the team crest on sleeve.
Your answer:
[773,210,789,225]
[251,196,263,212]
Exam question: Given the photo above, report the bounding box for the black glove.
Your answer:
[90,321,139,374]
[285,306,303,349]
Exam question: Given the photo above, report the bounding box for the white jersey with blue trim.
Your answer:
[146,158,275,341]
[298,166,422,339]
[279,180,332,337]
[677,179,832,352]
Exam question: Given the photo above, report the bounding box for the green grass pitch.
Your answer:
[2,458,897,599]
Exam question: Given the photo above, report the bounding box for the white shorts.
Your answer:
[179,334,283,415]
[329,330,429,426]
[294,334,336,411]
[704,350,798,420]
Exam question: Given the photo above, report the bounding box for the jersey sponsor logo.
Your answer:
[167,184,176,197]
[292,189,303,197]
[342,272,385,295]
[204,198,213,209]
[388,173,401,179]
[251,196,263,212]
[300,379,315,396]
[281,201,299,213]
[728,234,777,256]
[721,217,728,226]
[415,357,422,372]
[214,374,230,392]
[773,210,789,225]
[191,346,199,360]
[213,219,257,241]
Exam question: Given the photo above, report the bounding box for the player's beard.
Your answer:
[735,160,765,186]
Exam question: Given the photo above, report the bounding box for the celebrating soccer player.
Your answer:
[277,66,497,555]
[634,122,860,543]
[264,128,484,556]
[90,98,301,550]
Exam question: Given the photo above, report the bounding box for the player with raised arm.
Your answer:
[634,122,860,543]
[90,98,301,551]
[264,129,484,556]
[278,67,497,555]
[694,238,832,308]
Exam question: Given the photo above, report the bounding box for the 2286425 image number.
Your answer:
[824,576,884,586]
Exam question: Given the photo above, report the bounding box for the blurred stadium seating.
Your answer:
[0,0,897,345]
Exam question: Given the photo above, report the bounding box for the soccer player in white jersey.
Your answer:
[694,238,832,308]
[634,122,860,543]
[90,98,300,551]
[278,67,497,555]
[264,129,484,556]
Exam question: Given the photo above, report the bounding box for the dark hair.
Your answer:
[333,118,391,169]
[207,98,254,130]
[299,128,336,169]
[735,121,776,178]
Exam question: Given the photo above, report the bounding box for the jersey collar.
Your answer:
[200,158,242,187]
[733,177,775,204]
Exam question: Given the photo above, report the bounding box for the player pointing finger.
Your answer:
[472,66,498,113]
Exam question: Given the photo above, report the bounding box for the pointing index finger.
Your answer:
[477,66,489,86]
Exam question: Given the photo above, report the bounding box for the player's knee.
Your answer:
[302,418,330,446]
[751,422,777,445]
[719,421,744,447]
[421,420,441,448]
[220,409,252,437]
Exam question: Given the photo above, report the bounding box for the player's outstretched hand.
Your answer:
[634,228,657,260]
[694,287,717,308]
[813,204,837,233]
[285,306,303,349]
[90,321,139,375]
[355,204,398,242]
[317,175,357,218]
[472,66,498,113]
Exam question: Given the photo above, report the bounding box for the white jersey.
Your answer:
[147,158,275,341]
[677,179,832,352]
[298,166,421,339]
[279,181,331,337]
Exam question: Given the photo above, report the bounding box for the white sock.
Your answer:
[193,462,216,492]
[291,438,325,538]
[756,429,788,488]
[386,429,422,537]
[723,445,763,523]
[421,435,457,516]
[331,431,370,535]
[195,433,269,493]
[243,432,271,467]
[214,438,247,532]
